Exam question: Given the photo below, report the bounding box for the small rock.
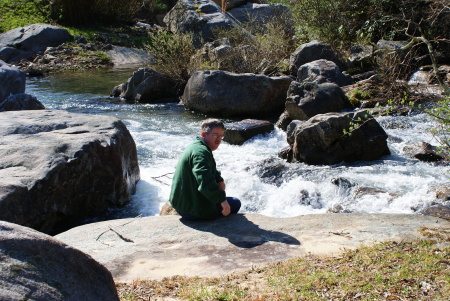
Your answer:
[224,119,274,145]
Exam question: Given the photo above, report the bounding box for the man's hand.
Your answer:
[221,200,231,216]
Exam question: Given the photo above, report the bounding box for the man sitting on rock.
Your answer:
[169,118,241,220]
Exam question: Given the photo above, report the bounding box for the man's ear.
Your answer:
[200,131,206,138]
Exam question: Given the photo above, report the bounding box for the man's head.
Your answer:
[200,119,225,151]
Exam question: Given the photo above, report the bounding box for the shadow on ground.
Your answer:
[180,214,301,248]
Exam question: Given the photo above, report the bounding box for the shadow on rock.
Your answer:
[180,214,300,248]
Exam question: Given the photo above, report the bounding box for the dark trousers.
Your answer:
[176,197,241,221]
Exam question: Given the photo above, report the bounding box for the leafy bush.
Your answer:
[205,20,295,74]
[0,0,51,32]
[144,31,199,84]
[274,0,450,51]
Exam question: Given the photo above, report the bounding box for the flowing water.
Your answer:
[25,67,449,221]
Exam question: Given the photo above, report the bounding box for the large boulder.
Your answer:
[0,221,119,301]
[110,68,182,103]
[182,70,292,118]
[163,0,235,47]
[0,60,26,103]
[0,110,140,234]
[228,3,294,35]
[0,93,45,111]
[297,59,353,86]
[284,81,353,121]
[281,110,390,165]
[289,40,343,76]
[0,24,72,63]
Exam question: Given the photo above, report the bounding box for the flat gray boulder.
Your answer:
[0,60,26,102]
[282,110,390,165]
[0,93,45,111]
[228,3,294,35]
[0,110,140,234]
[106,46,153,66]
[0,221,119,301]
[182,70,292,118]
[0,24,72,63]
[55,213,450,281]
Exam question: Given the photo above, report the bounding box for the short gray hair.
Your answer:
[201,118,225,133]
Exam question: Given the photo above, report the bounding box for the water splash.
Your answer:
[26,71,449,220]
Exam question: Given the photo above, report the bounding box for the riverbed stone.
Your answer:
[0,221,119,301]
[403,141,444,162]
[55,213,450,282]
[0,93,45,111]
[111,68,182,103]
[285,81,353,121]
[0,60,26,103]
[419,204,450,221]
[0,24,73,63]
[282,110,390,165]
[223,119,274,145]
[0,110,140,235]
[182,70,292,118]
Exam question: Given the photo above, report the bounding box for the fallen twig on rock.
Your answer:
[329,231,352,238]
[108,225,134,242]
[95,214,142,242]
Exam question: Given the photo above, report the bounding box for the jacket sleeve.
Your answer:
[214,169,224,183]
[191,149,226,203]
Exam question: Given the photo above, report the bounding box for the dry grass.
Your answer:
[117,231,450,300]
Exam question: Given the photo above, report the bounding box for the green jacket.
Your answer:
[169,137,226,219]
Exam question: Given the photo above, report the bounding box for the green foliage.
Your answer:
[207,19,295,74]
[342,111,372,136]
[144,31,198,84]
[347,89,373,106]
[49,0,141,25]
[0,0,51,32]
[382,92,450,160]
[426,96,450,160]
[273,0,450,51]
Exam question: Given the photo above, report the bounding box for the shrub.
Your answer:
[49,0,143,25]
[144,31,199,85]
[206,20,296,74]
[0,0,51,32]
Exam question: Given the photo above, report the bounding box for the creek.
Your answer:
[26,67,449,221]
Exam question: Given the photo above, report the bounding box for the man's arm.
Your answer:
[217,181,226,191]
[217,181,230,215]
[191,150,226,203]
